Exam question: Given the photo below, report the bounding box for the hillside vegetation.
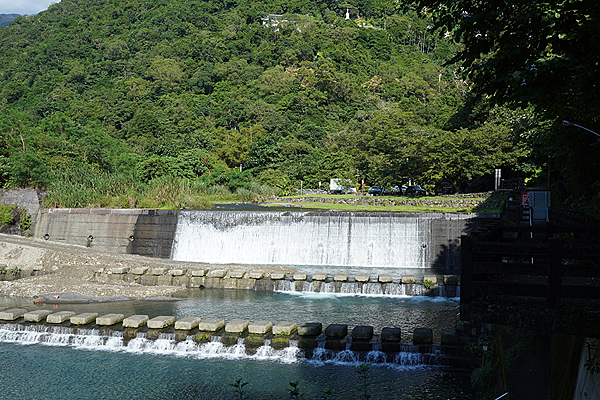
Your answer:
[0,0,592,209]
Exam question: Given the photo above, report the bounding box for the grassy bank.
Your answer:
[264,191,508,213]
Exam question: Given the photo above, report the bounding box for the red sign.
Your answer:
[521,191,530,207]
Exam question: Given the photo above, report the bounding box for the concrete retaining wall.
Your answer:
[0,189,43,216]
[32,209,178,258]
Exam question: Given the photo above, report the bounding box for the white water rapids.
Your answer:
[0,323,437,369]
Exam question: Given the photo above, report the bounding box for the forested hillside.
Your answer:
[0,0,572,208]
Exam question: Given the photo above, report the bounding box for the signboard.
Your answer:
[521,191,530,207]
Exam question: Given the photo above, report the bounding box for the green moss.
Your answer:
[271,337,290,348]
[245,336,265,344]
[195,333,212,341]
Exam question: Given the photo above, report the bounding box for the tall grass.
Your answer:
[42,167,280,209]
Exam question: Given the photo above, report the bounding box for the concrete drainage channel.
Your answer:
[0,308,475,368]
[98,267,460,297]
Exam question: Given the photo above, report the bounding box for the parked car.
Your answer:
[405,185,427,196]
[434,182,455,195]
[390,185,406,196]
[368,186,385,196]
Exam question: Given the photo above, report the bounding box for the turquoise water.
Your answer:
[0,343,474,399]
[0,290,474,399]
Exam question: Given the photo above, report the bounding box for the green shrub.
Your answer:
[0,204,15,225]
[19,208,31,231]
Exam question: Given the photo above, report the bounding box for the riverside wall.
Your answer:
[32,208,178,259]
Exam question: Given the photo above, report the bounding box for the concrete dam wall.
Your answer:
[33,209,178,259]
[33,208,497,271]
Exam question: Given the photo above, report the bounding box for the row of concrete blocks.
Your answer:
[0,308,448,345]
[103,266,459,285]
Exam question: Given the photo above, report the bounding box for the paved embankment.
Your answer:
[0,233,294,299]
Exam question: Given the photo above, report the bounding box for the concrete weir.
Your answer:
[0,309,475,367]
[32,208,497,270]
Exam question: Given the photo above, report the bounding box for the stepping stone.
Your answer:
[151,268,167,276]
[248,271,264,279]
[248,321,272,335]
[170,269,187,276]
[0,308,27,321]
[96,313,125,326]
[225,319,249,333]
[312,273,328,281]
[70,313,98,325]
[131,267,149,275]
[441,329,459,345]
[378,274,393,283]
[423,275,437,285]
[110,267,129,274]
[413,328,433,345]
[352,326,374,340]
[208,269,227,278]
[175,317,202,330]
[147,316,176,329]
[401,275,415,284]
[334,273,348,282]
[293,272,307,281]
[273,321,297,335]
[324,324,347,339]
[123,315,149,328]
[355,273,371,283]
[191,269,208,277]
[198,318,225,332]
[270,271,286,280]
[47,311,76,324]
[381,327,401,342]
[298,322,322,336]
[230,270,246,279]
[24,310,52,322]
[444,275,459,285]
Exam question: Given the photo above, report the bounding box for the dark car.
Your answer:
[435,182,455,195]
[405,185,426,196]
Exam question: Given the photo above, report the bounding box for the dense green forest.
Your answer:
[0,0,597,210]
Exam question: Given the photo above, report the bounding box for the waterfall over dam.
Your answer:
[171,210,486,270]
[32,208,496,271]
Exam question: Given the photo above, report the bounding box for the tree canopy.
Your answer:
[404,0,600,204]
[0,0,568,200]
